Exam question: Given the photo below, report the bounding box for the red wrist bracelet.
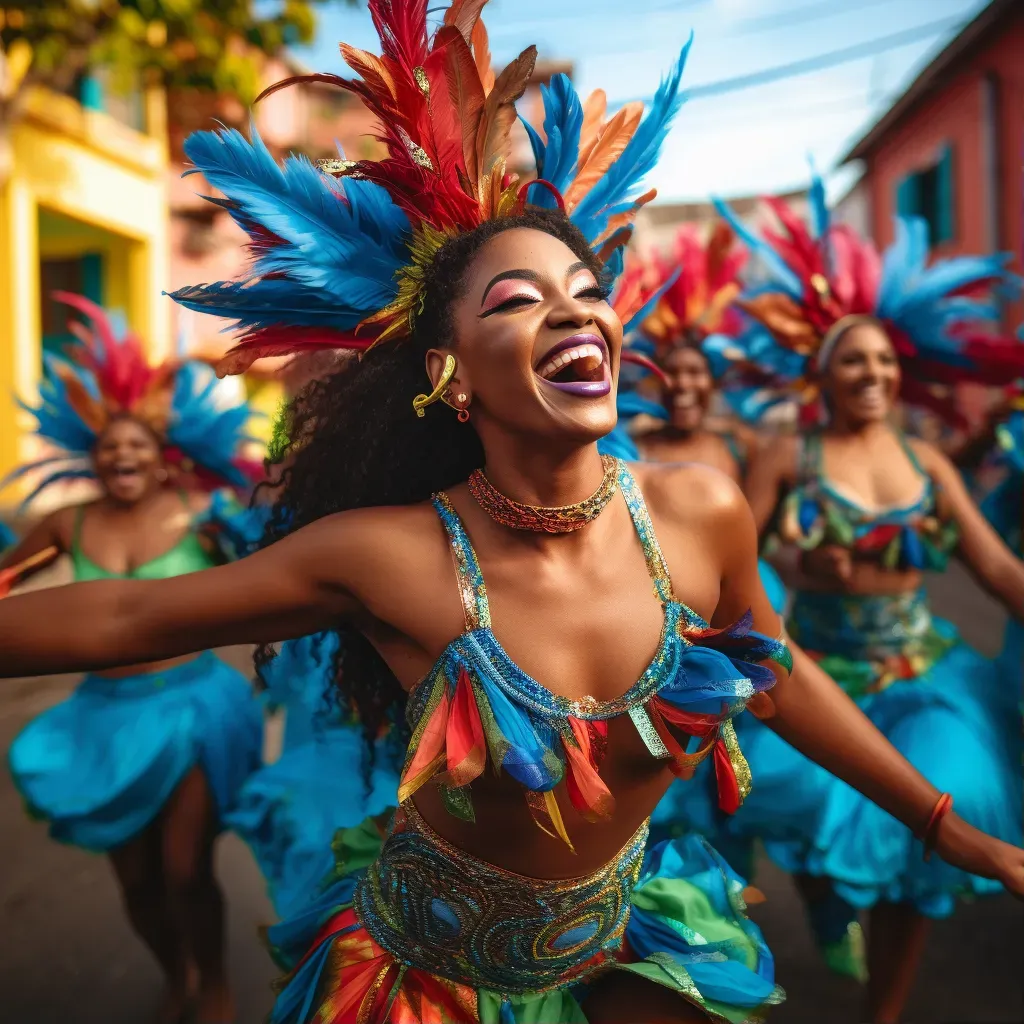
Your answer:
[920,792,953,862]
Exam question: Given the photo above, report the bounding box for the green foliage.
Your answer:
[1,1,350,105]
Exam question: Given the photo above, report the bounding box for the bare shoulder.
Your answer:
[185,490,213,515]
[47,502,86,548]
[632,460,747,526]
[905,435,958,483]
[288,500,450,594]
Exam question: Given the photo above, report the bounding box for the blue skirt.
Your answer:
[225,725,400,919]
[8,652,262,852]
[666,638,1022,919]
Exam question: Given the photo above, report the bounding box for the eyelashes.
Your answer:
[479,280,544,316]
[479,279,608,317]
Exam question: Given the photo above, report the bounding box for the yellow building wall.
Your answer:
[0,86,170,501]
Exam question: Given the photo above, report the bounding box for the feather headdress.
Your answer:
[714,173,1024,425]
[5,293,262,507]
[168,0,691,376]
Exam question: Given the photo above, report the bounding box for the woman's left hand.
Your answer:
[935,813,1024,897]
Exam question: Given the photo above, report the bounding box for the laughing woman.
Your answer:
[2,294,263,1024]
[1,6,1023,1023]
[716,183,1024,1023]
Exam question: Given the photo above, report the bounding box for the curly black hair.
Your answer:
[255,207,606,765]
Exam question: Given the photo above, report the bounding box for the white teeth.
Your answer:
[537,342,604,381]
[673,393,697,409]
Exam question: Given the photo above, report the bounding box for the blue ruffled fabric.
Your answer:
[225,632,401,918]
[981,408,1022,691]
[8,652,262,851]
[749,631,1021,918]
[0,521,15,551]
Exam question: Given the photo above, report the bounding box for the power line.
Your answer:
[724,0,895,37]
[675,92,890,132]
[608,15,965,108]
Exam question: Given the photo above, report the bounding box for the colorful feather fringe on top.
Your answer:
[712,173,1024,426]
[4,292,262,507]
[167,0,692,376]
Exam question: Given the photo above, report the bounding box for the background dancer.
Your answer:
[2,293,264,1024]
[717,183,1024,1023]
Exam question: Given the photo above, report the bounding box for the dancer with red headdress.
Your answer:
[3,294,263,1023]
[711,177,1024,1022]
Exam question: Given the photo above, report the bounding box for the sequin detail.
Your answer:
[776,432,959,571]
[408,462,793,836]
[353,803,647,994]
[789,589,956,697]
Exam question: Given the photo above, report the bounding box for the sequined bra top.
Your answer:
[399,461,792,847]
[777,432,959,572]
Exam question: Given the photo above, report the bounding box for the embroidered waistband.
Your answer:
[353,802,649,994]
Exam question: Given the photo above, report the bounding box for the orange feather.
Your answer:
[578,88,607,160]
[471,18,495,94]
[597,188,657,245]
[52,367,109,434]
[564,102,643,210]
[475,44,535,178]
[339,43,398,107]
[442,30,485,184]
[444,0,489,45]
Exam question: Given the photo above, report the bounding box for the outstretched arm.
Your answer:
[0,513,364,677]
[715,486,1024,896]
[913,439,1024,622]
[0,510,67,589]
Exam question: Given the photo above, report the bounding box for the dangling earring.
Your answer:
[454,393,471,423]
[155,467,169,483]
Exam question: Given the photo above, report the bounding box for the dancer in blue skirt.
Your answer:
[2,293,263,1024]
[715,179,1024,1023]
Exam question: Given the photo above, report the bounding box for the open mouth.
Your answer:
[534,333,611,397]
[111,465,142,480]
[672,392,700,410]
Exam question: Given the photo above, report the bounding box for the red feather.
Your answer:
[215,328,374,378]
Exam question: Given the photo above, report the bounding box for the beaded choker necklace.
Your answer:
[467,455,620,533]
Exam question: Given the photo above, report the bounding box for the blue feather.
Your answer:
[18,468,97,511]
[622,267,681,336]
[534,74,583,202]
[808,165,828,242]
[167,279,368,332]
[167,362,258,487]
[712,196,803,297]
[519,114,546,174]
[182,126,408,315]
[571,37,693,242]
[598,422,640,461]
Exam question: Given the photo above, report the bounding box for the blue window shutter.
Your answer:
[935,144,955,243]
[79,73,104,112]
[895,172,920,218]
[81,253,104,305]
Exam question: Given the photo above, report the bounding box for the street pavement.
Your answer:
[0,562,1020,1023]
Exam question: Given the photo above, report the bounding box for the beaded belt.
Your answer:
[353,802,648,994]
[789,589,955,696]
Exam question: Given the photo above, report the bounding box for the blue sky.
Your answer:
[295,0,990,203]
